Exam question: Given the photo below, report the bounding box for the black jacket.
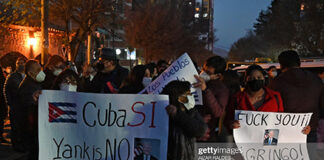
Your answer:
[264,137,278,145]
[0,68,6,118]
[80,65,128,93]
[168,108,207,160]
[119,83,144,94]
[269,68,324,129]
[16,76,42,131]
[42,68,57,90]
[3,72,24,107]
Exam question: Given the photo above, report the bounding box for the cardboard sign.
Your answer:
[39,90,169,160]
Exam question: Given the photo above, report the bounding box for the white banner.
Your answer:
[139,53,202,105]
[234,110,312,160]
[39,90,169,160]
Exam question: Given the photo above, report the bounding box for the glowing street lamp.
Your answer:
[28,32,36,58]
[28,37,37,46]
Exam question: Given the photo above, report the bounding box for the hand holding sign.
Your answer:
[193,75,207,91]
[232,120,240,129]
[302,125,311,135]
[139,53,203,105]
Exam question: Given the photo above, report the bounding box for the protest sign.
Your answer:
[139,53,202,105]
[233,110,312,160]
[39,90,169,160]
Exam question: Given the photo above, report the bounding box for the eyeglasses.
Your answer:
[62,79,77,85]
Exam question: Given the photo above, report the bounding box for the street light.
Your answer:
[116,49,121,55]
[28,32,36,58]
[28,37,37,46]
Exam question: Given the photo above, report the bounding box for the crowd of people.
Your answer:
[0,48,323,160]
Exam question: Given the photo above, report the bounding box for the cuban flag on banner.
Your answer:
[48,102,77,123]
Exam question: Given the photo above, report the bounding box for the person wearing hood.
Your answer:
[51,69,79,92]
[16,60,44,158]
[3,57,26,145]
[269,50,322,143]
[119,65,151,94]
[225,65,288,133]
[42,55,66,89]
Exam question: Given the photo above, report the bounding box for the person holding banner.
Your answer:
[194,56,230,142]
[51,69,79,92]
[16,60,44,158]
[225,65,284,131]
[162,80,207,160]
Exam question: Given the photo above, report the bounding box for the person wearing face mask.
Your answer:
[225,65,283,131]
[42,55,66,89]
[146,63,158,79]
[162,81,207,160]
[193,56,229,142]
[3,57,26,145]
[225,65,310,135]
[51,69,79,92]
[16,60,44,158]
[80,48,128,93]
[267,66,278,84]
[119,65,151,93]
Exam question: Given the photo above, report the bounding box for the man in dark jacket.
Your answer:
[194,56,229,142]
[17,60,44,158]
[0,66,7,143]
[80,48,128,93]
[3,57,26,146]
[269,50,324,143]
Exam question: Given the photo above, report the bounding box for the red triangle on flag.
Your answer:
[49,103,65,122]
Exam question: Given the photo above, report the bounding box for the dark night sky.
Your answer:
[213,0,272,53]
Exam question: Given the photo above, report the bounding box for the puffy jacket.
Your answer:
[197,79,229,141]
[225,87,284,132]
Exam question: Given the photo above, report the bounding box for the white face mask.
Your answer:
[21,73,26,79]
[36,71,46,82]
[200,71,210,82]
[271,71,277,77]
[60,84,77,92]
[182,95,196,110]
[142,77,152,87]
[53,69,63,76]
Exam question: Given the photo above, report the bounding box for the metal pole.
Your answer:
[87,34,91,65]
[41,0,49,66]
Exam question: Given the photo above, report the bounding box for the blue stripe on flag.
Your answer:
[50,102,76,108]
[64,111,77,115]
[51,118,77,123]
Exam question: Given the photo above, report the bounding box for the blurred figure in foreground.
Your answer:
[162,80,207,160]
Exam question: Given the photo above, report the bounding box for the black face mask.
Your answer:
[247,80,265,92]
